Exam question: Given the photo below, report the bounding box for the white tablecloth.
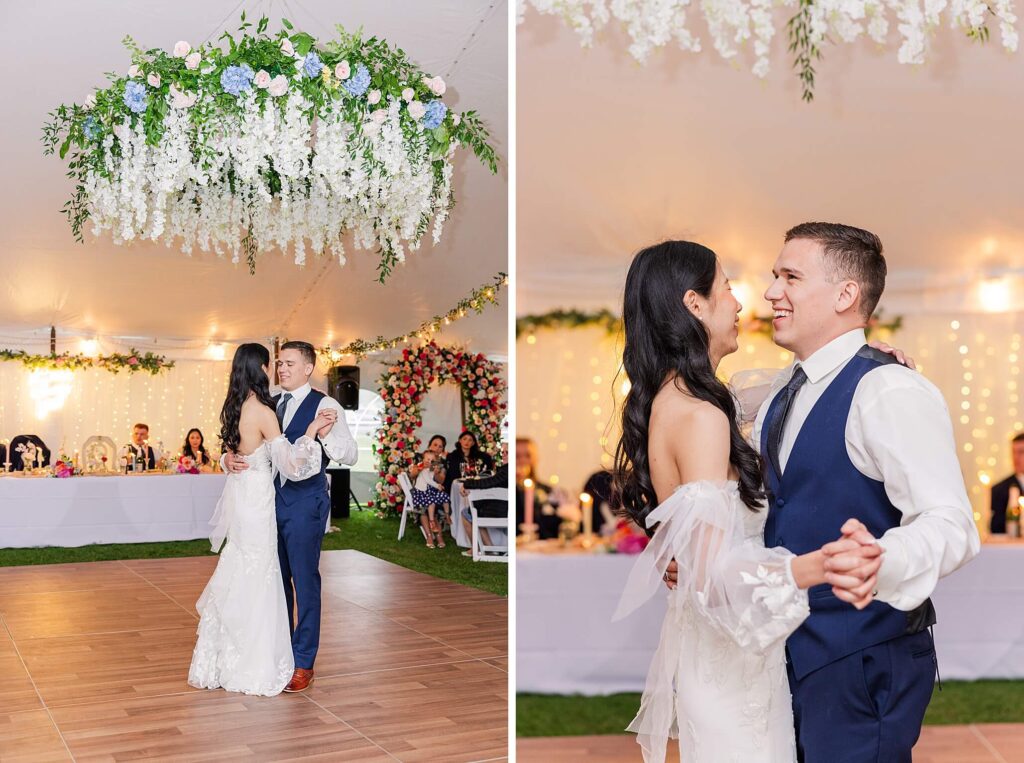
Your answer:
[0,473,227,548]
[517,545,1024,694]
[449,481,509,549]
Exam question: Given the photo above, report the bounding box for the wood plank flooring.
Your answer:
[0,551,507,762]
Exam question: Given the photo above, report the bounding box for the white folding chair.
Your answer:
[467,487,509,562]
[397,472,427,541]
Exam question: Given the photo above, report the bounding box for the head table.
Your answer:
[0,472,227,548]
[517,538,1024,695]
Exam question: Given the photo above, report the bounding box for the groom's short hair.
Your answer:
[281,340,317,367]
[785,222,886,319]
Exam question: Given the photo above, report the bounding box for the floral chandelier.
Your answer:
[518,0,1018,101]
[43,15,498,280]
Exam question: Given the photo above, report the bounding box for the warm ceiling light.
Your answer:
[978,277,1012,313]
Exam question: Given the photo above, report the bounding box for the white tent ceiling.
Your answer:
[517,13,1024,316]
[0,0,508,356]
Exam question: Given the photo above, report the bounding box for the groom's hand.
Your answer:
[822,520,883,609]
[223,451,249,473]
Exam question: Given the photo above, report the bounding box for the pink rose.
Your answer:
[425,75,446,96]
[268,75,288,97]
[128,357,139,366]
[185,52,201,70]
[367,89,382,105]
[407,100,426,120]
[173,41,191,58]
[281,38,294,56]
[254,69,272,89]
[147,72,161,88]
[401,87,414,103]
[334,60,351,80]
[128,65,141,78]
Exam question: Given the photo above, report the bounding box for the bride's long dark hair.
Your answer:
[219,343,277,453]
[613,241,764,529]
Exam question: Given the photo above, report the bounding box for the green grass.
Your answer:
[0,512,507,597]
[516,681,1024,737]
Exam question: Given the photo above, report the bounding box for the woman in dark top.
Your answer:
[444,430,494,491]
[182,428,212,468]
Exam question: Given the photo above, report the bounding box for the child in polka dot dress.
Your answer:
[413,451,449,548]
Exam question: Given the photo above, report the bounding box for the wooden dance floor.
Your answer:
[518,728,1024,762]
[0,551,508,762]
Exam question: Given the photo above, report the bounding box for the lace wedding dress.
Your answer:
[187,435,320,696]
[615,480,810,763]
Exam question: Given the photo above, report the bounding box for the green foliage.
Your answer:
[0,348,174,375]
[516,309,623,338]
[786,0,823,103]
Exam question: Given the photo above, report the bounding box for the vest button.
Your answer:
[775,498,785,508]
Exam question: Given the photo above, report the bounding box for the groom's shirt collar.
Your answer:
[795,328,867,384]
[284,382,313,405]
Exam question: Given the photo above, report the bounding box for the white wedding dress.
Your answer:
[615,480,810,763]
[187,435,321,696]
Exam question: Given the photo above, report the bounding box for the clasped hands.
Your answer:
[661,518,884,610]
[223,409,336,474]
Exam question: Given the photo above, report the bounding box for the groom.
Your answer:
[225,340,358,692]
[759,223,979,761]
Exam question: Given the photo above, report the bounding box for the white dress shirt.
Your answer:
[751,328,980,611]
[277,382,358,466]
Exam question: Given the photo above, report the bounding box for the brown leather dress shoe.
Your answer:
[283,668,314,693]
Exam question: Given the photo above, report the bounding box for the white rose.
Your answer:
[401,87,414,102]
[268,75,288,97]
[173,41,191,58]
[147,72,161,88]
[367,89,382,105]
[453,113,461,126]
[185,51,201,70]
[128,65,140,78]
[254,69,272,89]
[426,75,446,96]
[84,93,96,109]
[334,60,351,80]
[407,100,426,119]
[371,109,388,125]
[169,84,197,109]
[281,38,294,56]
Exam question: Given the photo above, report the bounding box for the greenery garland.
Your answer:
[371,341,507,516]
[42,14,498,281]
[517,309,903,339]
[319,272,507,361]
[0,348,174,375]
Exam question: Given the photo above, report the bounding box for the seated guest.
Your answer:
[182,428,212,471]
[515,436,560,539]
[582,468,617,535]
[426,434,447,457]
[459,443,509,554]
[991,432,1024,533]
[444,430,494,491]
[413,451,449,549]
[120,423,156,470]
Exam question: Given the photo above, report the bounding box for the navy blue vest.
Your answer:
[274,389,329,507]
[761,346,935,679]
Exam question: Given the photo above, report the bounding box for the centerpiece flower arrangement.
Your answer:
[43,14,498,280]
[176,455,201,475]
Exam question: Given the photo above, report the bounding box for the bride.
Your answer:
[612,241,878,762]
[188,343,335,696]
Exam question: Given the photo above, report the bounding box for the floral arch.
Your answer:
[372,341,507,515]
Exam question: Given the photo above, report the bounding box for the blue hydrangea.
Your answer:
[342,64,371,97]
[83,116,101,141]
[123,81,148,114]
[220,64,254,96]
[302,52,323,79]
[422,100,447,130]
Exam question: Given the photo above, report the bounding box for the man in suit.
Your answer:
[990,433,1024,533]
[121,423,156,469]
[223,340,357,693]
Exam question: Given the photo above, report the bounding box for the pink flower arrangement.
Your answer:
[53,460,75,479]
[176,456,199,475]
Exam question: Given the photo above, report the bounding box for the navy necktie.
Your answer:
[766,366,807,478]
[276,393,293,429]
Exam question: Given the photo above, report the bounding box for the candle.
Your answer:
[523,478,535,528]
[580,492,594,538]
[73,450,80,470]
[36,449,43,468]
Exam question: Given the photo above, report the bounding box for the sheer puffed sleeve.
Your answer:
[729,368,784,426]
[269,434,322,482]
[614,481,808,651]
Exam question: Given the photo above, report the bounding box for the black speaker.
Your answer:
[328,365,360,410]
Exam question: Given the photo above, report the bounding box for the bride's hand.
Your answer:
[867,339,916,370]
[822,522,884,610]
[306,409,337,439]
